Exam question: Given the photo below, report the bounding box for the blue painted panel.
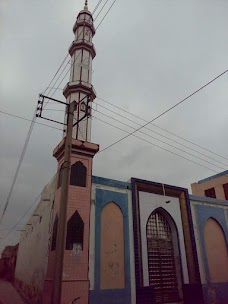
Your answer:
[92,175,131,189]
[91,188,131,304]
[195,204,228,282]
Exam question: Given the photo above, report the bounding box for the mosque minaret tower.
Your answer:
[63,0,96,141]
[43,2,99,303]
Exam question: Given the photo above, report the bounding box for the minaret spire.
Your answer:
[63,1,96,141]
[84,0,88,10]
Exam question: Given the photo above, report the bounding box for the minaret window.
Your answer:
[80,101,86,112]
[70,161,87,187]
[51,215,58,251]
[66,211,84,250]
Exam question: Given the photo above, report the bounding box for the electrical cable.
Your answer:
[0,110,63,131]
[96,96,228,162]
[93,102,228,167]
[93,108,227,171]
[0,109,37,225]
[97,69,228,154]
[95,0,117,29]
[93,115,219,174]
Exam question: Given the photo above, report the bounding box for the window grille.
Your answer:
[147,211,179,303]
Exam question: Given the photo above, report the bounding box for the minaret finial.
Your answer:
[84,0,88,10]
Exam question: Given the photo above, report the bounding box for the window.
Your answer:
[57,163,64,189]
[205,187,216,198]
[223,183,228,200]
[66,211,84,250]
[147,211,180,303]
[70,161,87,187]
[80,101,86,112]
[51,215,58,251]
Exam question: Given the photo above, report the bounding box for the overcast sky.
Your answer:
[1,0,228,251]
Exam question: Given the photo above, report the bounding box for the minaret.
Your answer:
[43,2,99,303]
[63,0,96,141]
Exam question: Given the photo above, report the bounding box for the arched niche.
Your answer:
[100,202,125,289]
[146,208,182,303]
[70,161,87,187]
[204,217,228,283]
[66,211,84,251]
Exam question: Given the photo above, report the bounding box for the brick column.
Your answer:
[43,139,99,304]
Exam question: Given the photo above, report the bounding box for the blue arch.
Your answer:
[195,205,228,282]
[90,188,131,304]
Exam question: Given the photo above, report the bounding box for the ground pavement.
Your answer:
[0,279,25,304]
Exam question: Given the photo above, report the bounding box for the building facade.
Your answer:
[14,174,228,304]
[191,170,228,200]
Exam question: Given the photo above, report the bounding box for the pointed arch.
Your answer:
[100,202,125,289]
[204,217,228,283]
[146,208,182,302]
[51,214,58,251]
[66,211,84,250]
[70,161,87,187]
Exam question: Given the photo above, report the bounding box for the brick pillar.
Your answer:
[43,139,99,304]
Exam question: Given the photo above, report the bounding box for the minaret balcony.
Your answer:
[73,19,95,36]
[69,40,96,59]
[63,80,96,100]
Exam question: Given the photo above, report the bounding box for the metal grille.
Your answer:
[147,212,179,303]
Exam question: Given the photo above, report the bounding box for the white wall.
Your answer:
[15,176,56,293]
[139,191,189,286]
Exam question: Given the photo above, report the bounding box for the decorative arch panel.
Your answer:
[204,217,228,283]
[100,202,125,289]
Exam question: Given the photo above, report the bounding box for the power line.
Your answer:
[93,115,219,174]
[49,0,119,98]
[95,0,117,30]
[0,0,117,227]
[0,110,37,225]
[0,110,62,131]
[93,102,228,167]
[93,108,227,171]
[42,53,70,95]
[97,69,228,154]
[93,0,110,21]
[96,96,228,162]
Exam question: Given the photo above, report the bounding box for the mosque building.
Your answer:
[11,2,228,304]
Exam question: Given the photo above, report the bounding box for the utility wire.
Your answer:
[93,115,219,174]
[92,0,104,14]
[49,0,118,97]
[0,110,37,225]
[94,109,227,171]
[95,0,117,29]
[93,0,110,21]
[93,102,228,167]
[0,0,117,226]
[42,53,70,95]
[97,96,228,162]
[98,69,228,154]
[0,110,62,131]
